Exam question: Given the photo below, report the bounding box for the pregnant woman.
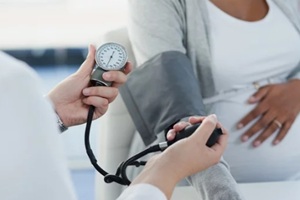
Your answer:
[127,0,300,183]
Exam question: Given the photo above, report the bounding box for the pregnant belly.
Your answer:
[207,90,300,183]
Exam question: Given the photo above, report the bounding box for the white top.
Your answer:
[208,0,300,92]
[117,184,166,200]
[206,0,300,182]
[0,52,77,200]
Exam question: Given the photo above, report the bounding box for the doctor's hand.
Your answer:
[131,115,228,199]
[237,80,300,147]
[47,44,132,127]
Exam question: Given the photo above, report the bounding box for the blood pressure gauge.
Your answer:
[91,42,128,86]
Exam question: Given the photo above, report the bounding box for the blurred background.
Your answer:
[0,0,128,199]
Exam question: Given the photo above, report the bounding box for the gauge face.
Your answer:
[95,43,128,70]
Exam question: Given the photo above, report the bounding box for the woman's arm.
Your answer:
[118,115,228,200]
[168,116,244,200]
[128,0,186,65]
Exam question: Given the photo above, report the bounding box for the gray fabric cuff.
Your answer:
[120,51,206,145]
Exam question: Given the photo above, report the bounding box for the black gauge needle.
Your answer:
[106,51,115,67]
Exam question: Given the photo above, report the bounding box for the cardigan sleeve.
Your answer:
[187,158,245,200]
[128,0,187,66]
[285,0,300,80]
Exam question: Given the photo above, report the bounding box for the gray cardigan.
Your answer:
[128,0,300,98]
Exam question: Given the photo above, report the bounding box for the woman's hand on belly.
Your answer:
[237,79,300,147]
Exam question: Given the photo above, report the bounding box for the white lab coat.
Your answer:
[0,51,77,200]
[117,184,166,200]
[0,51,165,200]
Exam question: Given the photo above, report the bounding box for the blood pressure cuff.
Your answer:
[120,51,206,146]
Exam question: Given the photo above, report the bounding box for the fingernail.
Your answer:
[167,130,175,139]
[241,135,248,142]
[103,72,111,80]
[189,116,196,121]
[211,114,217,119]
[237,123,244,129]
[273,140,280,145]
[89,44,95,51]
[83,88,90,95]
[253,141,261,147]
[178,122,186,125]
[248,96,256,102]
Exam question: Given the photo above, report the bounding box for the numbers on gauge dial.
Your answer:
[96,43,127,70]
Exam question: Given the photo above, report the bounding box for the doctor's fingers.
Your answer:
[191,115,228,154]
[83,86,118,103]
[167,121,191,141]
[189,115,224,130]
[83,96,108,112]
[104,62,133,88]
[189,114,218,145]
[210,129,228,156]
[76,45,96,76]
[167,116,207,141]
[188,116,206,124]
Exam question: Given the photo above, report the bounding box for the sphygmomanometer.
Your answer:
[85,43,222,186]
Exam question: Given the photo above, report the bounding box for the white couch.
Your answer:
[94,27,300,200]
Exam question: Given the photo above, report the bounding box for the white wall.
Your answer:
[0,0,128,49]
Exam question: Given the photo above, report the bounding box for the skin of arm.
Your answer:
[131,115,228,199]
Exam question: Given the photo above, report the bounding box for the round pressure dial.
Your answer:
[95,42,127,71]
